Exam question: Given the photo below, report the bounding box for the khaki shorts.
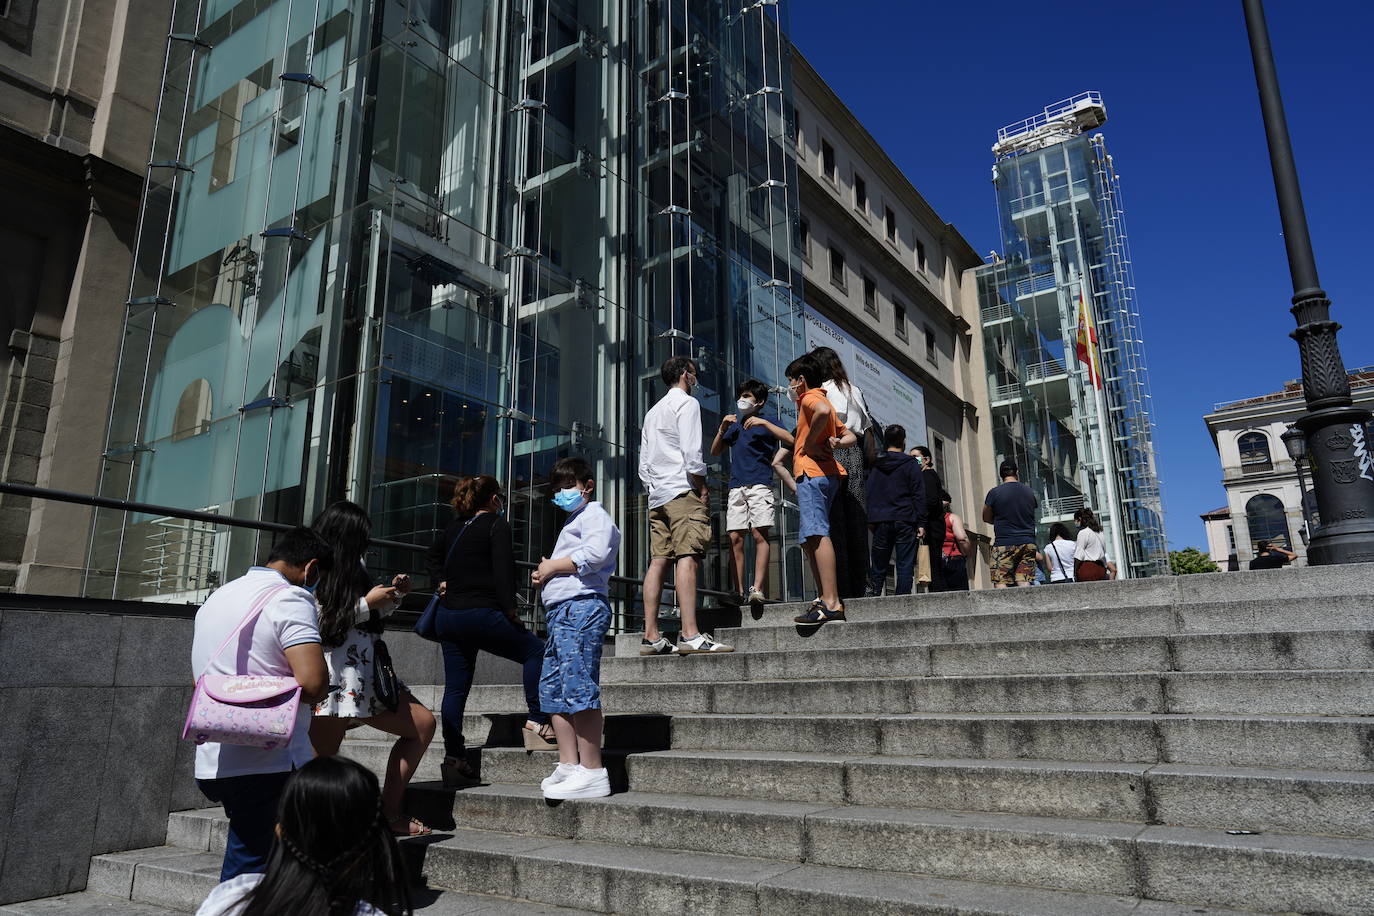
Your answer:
[725,484,775,531]
[649,492,711,559]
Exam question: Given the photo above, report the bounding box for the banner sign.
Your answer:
[803,306,928,444]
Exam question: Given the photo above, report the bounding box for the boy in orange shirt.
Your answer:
[785,353,856,626]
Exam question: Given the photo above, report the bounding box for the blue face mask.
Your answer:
[551,487,583,511]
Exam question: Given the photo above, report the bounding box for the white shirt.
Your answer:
[822,381,871,436]
[639,387,708,509]
[541,500,621,607]
[190,566,321,779]
[1074,527,1107,563]
[1044,539,1075,581]
[196,873,382,916]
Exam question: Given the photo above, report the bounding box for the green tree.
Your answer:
[1169,547,1219,575]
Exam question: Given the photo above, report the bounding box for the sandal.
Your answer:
[523,720,557,750]
[389,816,432,837]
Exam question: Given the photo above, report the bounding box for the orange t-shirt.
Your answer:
[793,388,849,478]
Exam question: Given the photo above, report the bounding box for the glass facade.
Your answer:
[90,0,810,619]
[976,113,1168,576]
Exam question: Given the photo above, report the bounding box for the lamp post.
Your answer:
[1281,424,1315,544]
[1241,0,1374,565]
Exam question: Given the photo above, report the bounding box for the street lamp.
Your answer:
[1281,424,1315,543]
[1241,0,1374,565]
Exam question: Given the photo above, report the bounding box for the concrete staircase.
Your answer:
[87,565,1374,914]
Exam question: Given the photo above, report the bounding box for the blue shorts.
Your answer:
[539,595,612,715]
[797,474,841,540]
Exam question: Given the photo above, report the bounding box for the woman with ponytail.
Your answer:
[309,501,436,837]
[195,756,412,916]
[425,475,552,788]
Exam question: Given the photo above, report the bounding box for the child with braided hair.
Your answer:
[195,756,412,916]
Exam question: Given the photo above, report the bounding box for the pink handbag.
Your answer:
[182,584,303,750]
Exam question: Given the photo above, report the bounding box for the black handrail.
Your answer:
[0,480,734,599]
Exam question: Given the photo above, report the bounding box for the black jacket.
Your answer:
[920,467,944,541]
[864,451,926,527]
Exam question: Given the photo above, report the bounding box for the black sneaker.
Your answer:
[794,600,846,627]
[440,755,480,788]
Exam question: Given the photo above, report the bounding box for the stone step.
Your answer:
[348,712,672,751]
[87,841,597,914]
[449,746,1374,838]
[462,669,1374,716]
[411,819,1332,914]
[602,629,1374,683]
[625,595,1374,655]
[666,711,1374,770]
[0,892,186,915]
[695,564,1374,631]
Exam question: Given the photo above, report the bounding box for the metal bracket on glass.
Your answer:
[751,178,786,192]
[502,246,541,260]
[239,396,290,413]
[656,89,688,103]
[760,279,791,290]
[279,72,326,90]
[103,443,155,458]
[261,226,311,242]
[657,205,690,217]
[149,160,194,172]
[126,295,176,309]
[574,277,601,309]
[496,407,534,423]
[580,32,607,59]
[741,0,778,12]
[511,98,546,113]
[746,86,782,99]
[658,328,692,342]
[168,32,212,49]
[576,147,601,180]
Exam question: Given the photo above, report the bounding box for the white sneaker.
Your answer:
[543,764,611,799]
[540,762,578,791]
[640,636,680,656]
[677,632,735,654]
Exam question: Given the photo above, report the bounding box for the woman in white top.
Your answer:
[1072,507,1111,582]
[195,756,409,916]
[812,346,872,600]
[1043,522,1076,583]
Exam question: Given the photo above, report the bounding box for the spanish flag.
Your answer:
[1075,289,1102,390]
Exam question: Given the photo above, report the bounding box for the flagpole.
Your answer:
[1073,266,1129,577]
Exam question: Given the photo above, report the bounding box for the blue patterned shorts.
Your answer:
[539,595,612,715]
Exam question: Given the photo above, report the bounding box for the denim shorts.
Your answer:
[539,595,612,715]
[797,474,841,540]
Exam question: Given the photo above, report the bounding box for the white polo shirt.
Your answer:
[190,567,321,780]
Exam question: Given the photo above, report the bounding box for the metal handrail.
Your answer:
[0,480,734,600]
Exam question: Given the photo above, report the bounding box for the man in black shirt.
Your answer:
[982,460,1038,588]
[1248,539,1297,570]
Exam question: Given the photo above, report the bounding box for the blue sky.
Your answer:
[787,0,1374,550]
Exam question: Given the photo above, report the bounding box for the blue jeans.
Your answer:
[539,596,611,715]
[867,520,917,596]
[436,606,549,756]
[196,770,293,881]
[797,474,841,540]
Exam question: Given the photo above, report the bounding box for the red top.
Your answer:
[942,513,962,558]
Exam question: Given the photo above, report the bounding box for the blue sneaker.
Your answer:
[794,600,845,627]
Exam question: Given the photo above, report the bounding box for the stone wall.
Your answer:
[0,331,59,591]
[0,601,522,904]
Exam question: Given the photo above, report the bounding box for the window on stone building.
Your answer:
[821,139,836,183]
[829,246,845,290]
[1226,524,1236,552]
[798,217,810,263]
[1245,493,1290,550]
[862,275,877,316]
[884,206,897,243]
[925,326,937,364]
[1237,431,1273,473]
[854,173,867,214]
[893,300,907,340]
[916,239,928,273]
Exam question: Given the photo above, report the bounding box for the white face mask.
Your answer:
[786,383,801,403]
[736,397,757,414]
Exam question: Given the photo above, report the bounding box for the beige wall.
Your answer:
[0,0,172,594]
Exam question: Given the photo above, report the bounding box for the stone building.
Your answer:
[1202,366,1374,568]
[0,0,172,591]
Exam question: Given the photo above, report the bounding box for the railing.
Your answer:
[0,481,734,634]
[1043,494,1086,516]
[1014,273,1057,298]
[1026,358,1067,382]
[993,383,1024,403]
[996,91,1104,145]
[980,302,1015,324]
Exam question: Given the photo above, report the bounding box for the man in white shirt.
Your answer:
[638,356,733,655]
[190,526,332,881]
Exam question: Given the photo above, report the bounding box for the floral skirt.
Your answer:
[313,627,408,720]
